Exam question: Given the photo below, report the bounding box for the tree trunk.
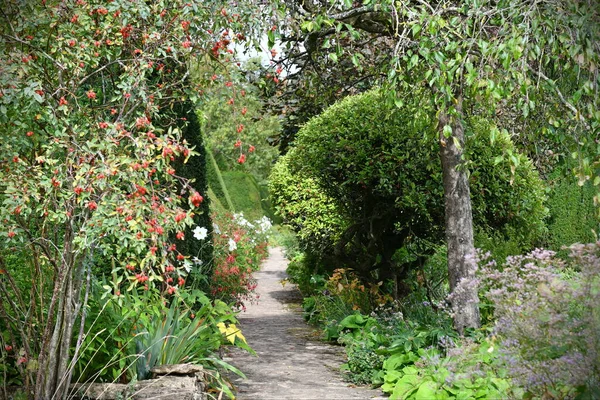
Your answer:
[438,104,480,335]
[36,223,87,400]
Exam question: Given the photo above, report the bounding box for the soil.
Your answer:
[226,247,387,400]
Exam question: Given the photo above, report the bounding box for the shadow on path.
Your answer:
[226,247,386,400]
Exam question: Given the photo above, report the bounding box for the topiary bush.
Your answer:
[274,88,547,281]
[222,171,265,221]
[269,153,347,257]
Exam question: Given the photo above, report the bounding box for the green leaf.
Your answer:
[443,124,452,138]
[328,53,338,62]
[415,380,438,399]
[408,54,419,70]
[412,24,422,36]
[392,373,419,399]
[267,30,275,48]
[452,136,462,151]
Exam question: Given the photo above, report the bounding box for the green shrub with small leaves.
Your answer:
[222,171,265,221]
[269,154,347,258]
[275,88,547,278]
[544,170,598,255]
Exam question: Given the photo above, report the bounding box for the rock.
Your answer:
[150,363,205,376]
[70,372,206,400]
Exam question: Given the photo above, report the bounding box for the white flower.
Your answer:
[192,257,203,265]
[193,226,208,240]
[212,223,221,235]
[183,260,192,273]
[256,216,272,233]
[228,238,237,252]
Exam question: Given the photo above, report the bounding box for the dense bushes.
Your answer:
[545,171,598,253]
[269,156,347,258]
[222,171,267,221]
[271,89,547,282]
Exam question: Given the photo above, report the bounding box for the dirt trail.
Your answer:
[226,247,386,400]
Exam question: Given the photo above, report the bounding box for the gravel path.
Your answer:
[226,247,386,400]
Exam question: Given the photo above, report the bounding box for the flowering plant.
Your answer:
[188,212,271,309]
[475,245,600,397]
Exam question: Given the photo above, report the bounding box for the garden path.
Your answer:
[226,247,386,400]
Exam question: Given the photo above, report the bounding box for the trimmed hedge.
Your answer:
[545,171,598,254]
[172,103,213,262]
[271,88,548,277]
[222,171,265,221]
[269,154,347,256]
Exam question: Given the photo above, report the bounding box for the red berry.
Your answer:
[190,192,203,207]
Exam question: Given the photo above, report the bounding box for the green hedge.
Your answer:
[221,171,264,221]
[272,88,548,277]
[269,154,347,257]
[545,171,598,254]
[172,104,213,263]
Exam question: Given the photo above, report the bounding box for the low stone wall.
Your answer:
[70,364,207,400]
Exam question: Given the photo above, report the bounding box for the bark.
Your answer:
[438,104,480,335]
[36,222,86,400]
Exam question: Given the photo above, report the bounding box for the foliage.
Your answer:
[342,341,386,386]
[269,225,301,257]
[0,0,275,396]
[545,169,598,255]
[476,245,600,397]
[269,154,347,258]
[272,0,600,333]
[199,64,281,182]
[333,304,456,387]
[66,288,250,398]
[173,103,214,269]
[285,253,331,296]
[380,340,520,400]
[325,269,392,314]
[222,171,266,221]
[134,293,251,399]
[301,294,356,340]
[206,148,236,212]
[277,88,547,279]
[208,212,271,309]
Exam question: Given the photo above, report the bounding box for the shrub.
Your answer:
[273,88,547,281]
[269,155,347,258]
[545,170,598,255]
[207,212,271,309]
[476,244,600,397]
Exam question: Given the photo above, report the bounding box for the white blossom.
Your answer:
[228,238,237,252]
[183,260,192,273]
[212,223,221,235]
[193,226,208,240]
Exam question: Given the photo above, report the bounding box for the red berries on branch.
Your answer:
[190,192,203,207]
